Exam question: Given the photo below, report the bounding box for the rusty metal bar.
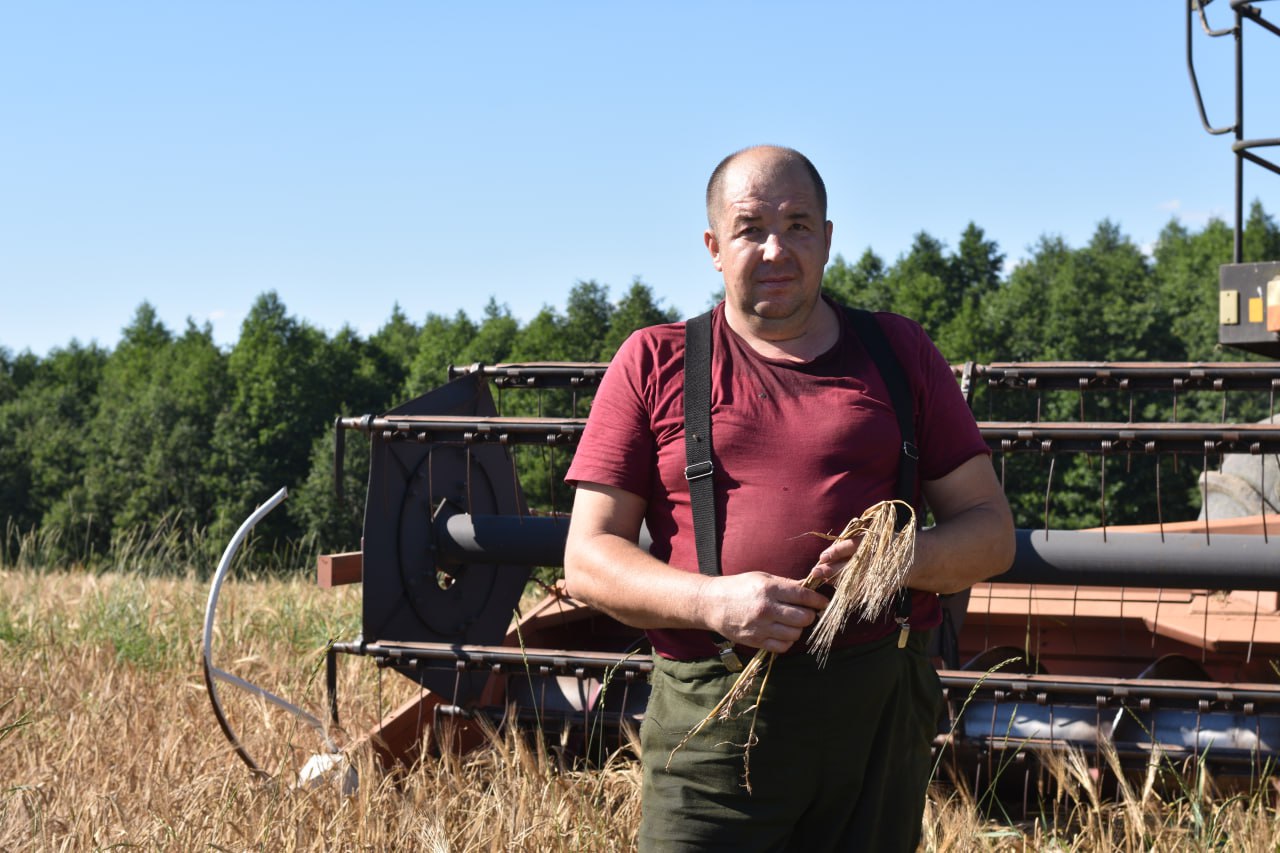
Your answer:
[331,639,654,674]
[982,422,1280,454]
[443,361,1280,393]
[447,362,611,389]
[968,362,1280,392]
[337,414,1280,455]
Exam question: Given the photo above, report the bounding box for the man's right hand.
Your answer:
[565,482,830,654]
[698,572,829,654]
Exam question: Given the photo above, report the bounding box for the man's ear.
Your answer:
[704,228,723,272]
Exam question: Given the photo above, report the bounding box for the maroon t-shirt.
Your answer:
[565,300,989,660]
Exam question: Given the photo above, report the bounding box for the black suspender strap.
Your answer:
[843,306,919,637]
[842,307,919,527]
[683,311,719,578]
[683,310,743,671]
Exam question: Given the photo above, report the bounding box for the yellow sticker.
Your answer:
[1249,297,1264,324]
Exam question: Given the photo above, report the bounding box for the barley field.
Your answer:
[4,563,1280,851]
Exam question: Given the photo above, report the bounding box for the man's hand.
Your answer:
[698,571,829,654]
[564,482,829,653]
[810,537,860,585]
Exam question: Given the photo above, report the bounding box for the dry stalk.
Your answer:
[666,499,916,791]
[807,499,916,665]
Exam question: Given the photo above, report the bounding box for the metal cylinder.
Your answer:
[433,511,1280,590]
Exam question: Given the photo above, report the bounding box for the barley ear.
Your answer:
[807,500,916,666]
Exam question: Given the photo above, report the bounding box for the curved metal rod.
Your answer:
[202,488,339,775]
[1187,0,1238,135]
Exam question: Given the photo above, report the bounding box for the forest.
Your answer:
[2,206,1278,570]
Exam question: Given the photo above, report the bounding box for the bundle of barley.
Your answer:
[807,499,916,665]
[667,499,917,791]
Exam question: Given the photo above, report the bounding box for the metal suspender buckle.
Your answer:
[684,460,714,481]
[714,639,744,672]
[902,441,919,460]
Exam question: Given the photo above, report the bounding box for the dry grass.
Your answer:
[4,566,1280,851]
[0,568,639,851]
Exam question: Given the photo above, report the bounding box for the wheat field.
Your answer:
[3,565,1280,851]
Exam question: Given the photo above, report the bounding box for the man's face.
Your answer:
[704,157,833,332]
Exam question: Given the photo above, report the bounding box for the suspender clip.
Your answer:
[714,640,744,672]
[684,460,715,481]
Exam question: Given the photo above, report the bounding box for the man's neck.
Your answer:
[722,298,840,363]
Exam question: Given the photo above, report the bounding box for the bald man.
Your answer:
[564,146,1013,851]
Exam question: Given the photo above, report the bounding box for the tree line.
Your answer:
[2,207,1277,570]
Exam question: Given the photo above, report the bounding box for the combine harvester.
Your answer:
[203,1,1280,813]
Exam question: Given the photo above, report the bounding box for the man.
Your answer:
[563,145,1014,851]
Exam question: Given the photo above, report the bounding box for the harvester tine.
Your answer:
[427,445,435,512]
[545,444,558,514]
[1042,455,1057,541]
[1202,596,1210,665]
[1155,450,1166,543]
[511,449,523,520]
[466,445,474,519]
[1247,587,1260,665]
[416,680,428,757]
[1025,584,1035,665]
[1261,454,1269,543]
[1152,588,1164,650]
[451,659,465,710]
[1119,586,1127,650]
[1071,585,1080,655]
[1099,443,1109,542]
[1202,443,1213,546]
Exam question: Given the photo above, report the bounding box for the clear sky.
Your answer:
[3,2,1278,357]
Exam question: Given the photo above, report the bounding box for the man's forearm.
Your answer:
[907,501,1015,595]
[564,531,715,631]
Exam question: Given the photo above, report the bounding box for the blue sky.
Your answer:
[3,2,1278,357]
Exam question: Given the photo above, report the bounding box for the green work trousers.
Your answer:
[638,630,942,852]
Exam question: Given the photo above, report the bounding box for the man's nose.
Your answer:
[761,232,788,261]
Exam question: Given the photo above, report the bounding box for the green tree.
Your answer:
[404,311,478,397]
[823,250,889,312]
[368,303,420,400]
[463,299,519,366]
[1243,199,1280,263]
[600,279,679,359]
[563,280,615,362]
[1,341,109,556]
[208,292,332,544]
[82,305,231,542]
